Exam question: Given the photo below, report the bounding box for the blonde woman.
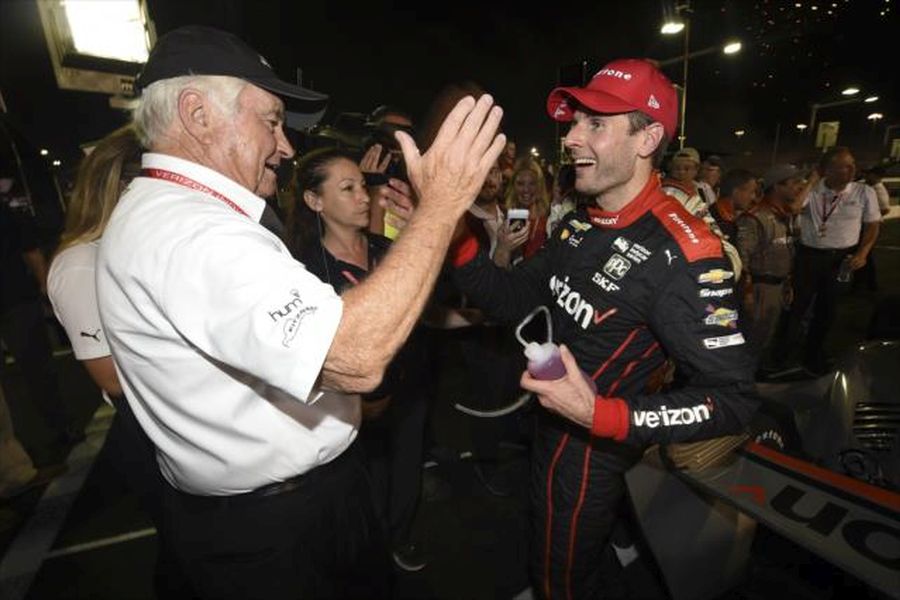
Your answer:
[504,158,550,260]
[49,126,141,396]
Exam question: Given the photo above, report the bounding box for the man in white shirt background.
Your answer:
[774,146,882,375]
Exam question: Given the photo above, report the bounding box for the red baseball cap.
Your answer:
[547,58,678,139]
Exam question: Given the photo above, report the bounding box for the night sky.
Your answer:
[1,0,897,174]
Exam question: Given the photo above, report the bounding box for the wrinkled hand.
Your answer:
[360,144,391,174]
[520,344,596,429]
[848,252,867,271]
[395,95,505,218]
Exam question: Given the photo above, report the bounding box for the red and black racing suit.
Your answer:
[452,174,758,599]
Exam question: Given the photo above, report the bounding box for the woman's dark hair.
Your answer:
[283,148,358,256]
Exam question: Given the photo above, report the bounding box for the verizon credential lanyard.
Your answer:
[818,191,843,236]
[141,168,250,218]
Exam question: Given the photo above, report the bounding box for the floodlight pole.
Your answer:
[677,13,690,149]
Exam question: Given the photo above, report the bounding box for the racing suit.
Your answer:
[452,174,758,599]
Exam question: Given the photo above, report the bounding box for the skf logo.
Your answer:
[698,269,734,284]
[633,399,713,429]
[592,272,621,293]
[612,236,630,253]
[603,253,632,281]
[550,274,596,329]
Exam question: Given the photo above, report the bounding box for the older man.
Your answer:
[452,58,757,599]
[775,146,881,374]
[96,26,504,599]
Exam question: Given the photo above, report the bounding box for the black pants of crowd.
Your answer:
[360,380,429,548]
[161,442,389,600]
[0,300,75,451]
[775,244,852,371]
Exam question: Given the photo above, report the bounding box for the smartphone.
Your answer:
[507,208,530,231]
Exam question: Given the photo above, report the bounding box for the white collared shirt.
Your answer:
[800,180,881,249]
[96,153,358,495]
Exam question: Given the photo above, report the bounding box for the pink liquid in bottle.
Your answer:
[524,342,567,380]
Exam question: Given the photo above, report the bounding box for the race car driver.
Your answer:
[450,59,759,599]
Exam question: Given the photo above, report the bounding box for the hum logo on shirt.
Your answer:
[269,290,303,322]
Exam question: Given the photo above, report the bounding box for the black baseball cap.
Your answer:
[135,26,328,130]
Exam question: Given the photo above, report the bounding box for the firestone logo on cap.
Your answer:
[595,68,633,81]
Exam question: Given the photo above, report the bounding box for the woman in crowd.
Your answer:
[47,126,191,597]
[48,126,139,398]
[504,158,550,262]
[283,148,428,572]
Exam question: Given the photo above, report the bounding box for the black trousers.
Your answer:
[0,300,73,444]
[530,410,643,600]
[776,244,851,369]
[102,397,194,598]
[361,385,428,546]
[161,442,389,600]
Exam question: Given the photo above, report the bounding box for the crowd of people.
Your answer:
[0,23,894,600]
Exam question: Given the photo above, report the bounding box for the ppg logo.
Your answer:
[603,254,632,281]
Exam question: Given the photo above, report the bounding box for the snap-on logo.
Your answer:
[633,398,714,429]
[595,68,633,81]
[666,212,699,245]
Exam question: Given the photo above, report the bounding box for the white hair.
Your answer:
[133,75,248,148]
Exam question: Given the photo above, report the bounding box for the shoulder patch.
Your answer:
[651,197,723,262]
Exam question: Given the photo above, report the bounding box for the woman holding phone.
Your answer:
[504,159,550,262]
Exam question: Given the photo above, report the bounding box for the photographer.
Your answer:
[361,105,416,239]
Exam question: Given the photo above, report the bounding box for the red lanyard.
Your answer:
[141,168,250,218]
[819,190,843,226]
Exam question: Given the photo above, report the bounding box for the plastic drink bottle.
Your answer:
[836,256,853,283]
[516,307,597,392]
[523,341,567,380]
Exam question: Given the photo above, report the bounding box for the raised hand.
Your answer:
[359,143,391,174]
[395,95,505,218]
